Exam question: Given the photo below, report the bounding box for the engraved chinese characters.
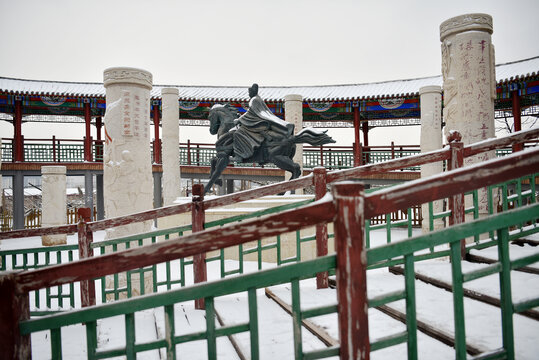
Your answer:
[440,14,496,215]
[102,67,154,241]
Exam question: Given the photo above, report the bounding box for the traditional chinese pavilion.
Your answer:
[1,56,538,229]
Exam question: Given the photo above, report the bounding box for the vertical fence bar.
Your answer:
[248,288,259,360]
[52,135,57,162]
[51,327,62,360]
[332,181,369,360]
[291,278,303,359]
[205,296,217,359]
[0,273,31,359]
[450,239,467,359]
[125,313,136,360]
[187,139,192,165]
[404,254,418,360]
[192,184,207,309]
[447,134,465,258]
[314,167,329,288]
[78,207,95,307]
[86,320,98,360]
[497,228,515,359]
[165,304,176,360]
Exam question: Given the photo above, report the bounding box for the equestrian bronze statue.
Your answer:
[205,83,335,193]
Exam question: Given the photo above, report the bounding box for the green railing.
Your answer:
[3,171,536,312]
[0,244,79,313]
[17,201,539,359]
[0,198,316,311]
[1,141,13,161]
[2,133,538,358]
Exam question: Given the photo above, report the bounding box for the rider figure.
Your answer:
[233,83,294,162]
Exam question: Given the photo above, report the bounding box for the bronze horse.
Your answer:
[205,104,335,193]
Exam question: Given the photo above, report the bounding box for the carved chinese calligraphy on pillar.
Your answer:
[419,86,444,232]
[440,14,496,213]
[103,67,154,297]
[103,67,154,239]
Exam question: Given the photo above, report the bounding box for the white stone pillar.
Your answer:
[102,67,154,240]
[419,86,443,232]
[440,13,496,214]
[284,94,303,193]
[161,88,181,206]
[41,166,67,245]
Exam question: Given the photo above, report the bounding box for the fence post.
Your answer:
[78,207,95,307]
[332,181,369,359]
[313,167,329,289]
[192,184,207,309]
[52,135,57,162]
[187,140,192,165]
[447,131,465,258]
[391,141,395,159]
[0,273,31,359]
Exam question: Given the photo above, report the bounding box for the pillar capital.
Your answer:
[41,165,66,175]
[161,87,179,96]
[440,13,493,41]
[284,94,302,102]
[419,85,442,96]
[103,67,152,90]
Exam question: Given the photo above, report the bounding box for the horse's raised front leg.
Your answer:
[205,153,231,194]
[272,155,301,179]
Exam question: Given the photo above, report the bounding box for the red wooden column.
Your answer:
[511,90,523,152]
[332,181,369,360]
[95,116,103,161]
[13,98,24,162]
[447,132,465,258]
[153,103,161,164]
[362,120,370,164]
[77,208,95,307]
[353,105,361,167]
[313,167,328,289]
[0,273,31,358]
[84,101,92,162]
[192,184,207,309]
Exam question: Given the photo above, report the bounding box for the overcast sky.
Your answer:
[1,0,538,144]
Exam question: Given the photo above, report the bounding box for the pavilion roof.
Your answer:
[0,56,537,102]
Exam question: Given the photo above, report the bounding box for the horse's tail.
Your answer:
[292,128,336,146]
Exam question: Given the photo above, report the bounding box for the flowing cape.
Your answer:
[234,96,294,159]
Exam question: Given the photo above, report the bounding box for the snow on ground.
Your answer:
[3,228,538,359]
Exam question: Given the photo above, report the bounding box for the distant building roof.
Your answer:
[1,56,537,102]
